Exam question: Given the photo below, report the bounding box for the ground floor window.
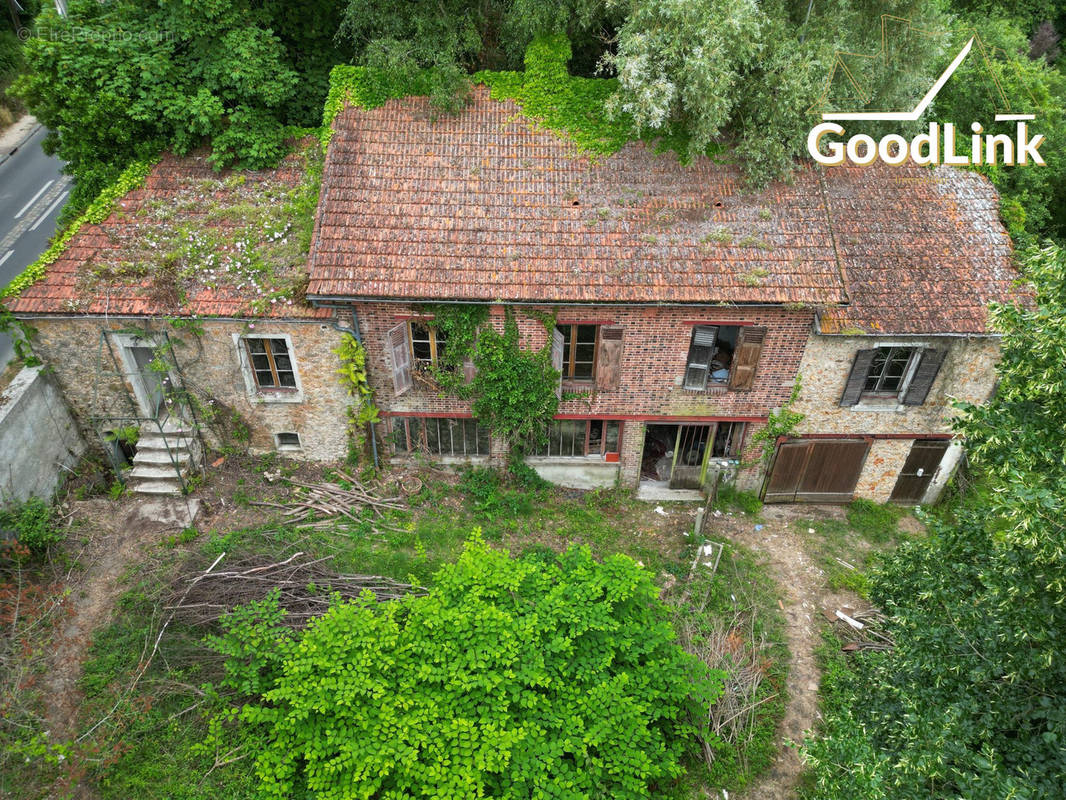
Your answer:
[530,419,623,458]
[389,416,491,457]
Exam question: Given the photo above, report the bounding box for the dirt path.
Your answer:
[41,497,195,798]
[714,505,852,800]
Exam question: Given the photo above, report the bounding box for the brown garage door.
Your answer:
[764,439,870,503]
[889,439,950,504]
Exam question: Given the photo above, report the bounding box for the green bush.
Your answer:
[0,498,60,555]
[716,484,763,515]
[212,536,723,798]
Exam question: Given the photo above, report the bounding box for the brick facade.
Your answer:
[357,302,812,488]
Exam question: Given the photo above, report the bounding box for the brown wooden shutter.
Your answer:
[684,325,717,390]
[551,328,565,398]
[595,326,623,391]
[728,326,766,390]
[840,349,877,406]
[387,323,412,396]
[902,348,945,406]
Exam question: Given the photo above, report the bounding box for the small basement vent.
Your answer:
[275,432,302,450]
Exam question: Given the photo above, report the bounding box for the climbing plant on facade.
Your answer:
[334,333,380,467]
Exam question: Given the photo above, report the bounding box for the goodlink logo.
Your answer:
[807,23,1046,167]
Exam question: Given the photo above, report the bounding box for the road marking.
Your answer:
[14,180,55,219]
[30,190,69,232]
[0,250,12,267]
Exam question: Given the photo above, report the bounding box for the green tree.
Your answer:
[214,536,721,799]
[803,244,1066,798]
[12,0,338,212]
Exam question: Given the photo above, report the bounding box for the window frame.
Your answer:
[389,416,491,458]
[244,337,297,391]
[530,419,623,460]
[861,346,920,400]
[684,325,743,390]
[234,333,304,404]
[408,320,448,369]
[556,323,599,381]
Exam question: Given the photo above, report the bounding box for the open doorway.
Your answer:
[641,422,747,490]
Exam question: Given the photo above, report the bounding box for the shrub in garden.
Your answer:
[211,535,723,798]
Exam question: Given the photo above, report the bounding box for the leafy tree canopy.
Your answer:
[212,536,721,799]
[803,243,1066,798]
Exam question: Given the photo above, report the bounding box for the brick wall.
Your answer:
[27,317,350,461]
[357,302,812,486]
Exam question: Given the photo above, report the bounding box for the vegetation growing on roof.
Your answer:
[66,142,322,315]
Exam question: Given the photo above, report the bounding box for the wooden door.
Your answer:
[669,425,712,489]
[889,440,950,503]
[763,439,870,503]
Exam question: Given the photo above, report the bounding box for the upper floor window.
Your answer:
[684,325,766,391]
[840,346,946,407]
[245,337,296,390]
[409,321,447,368]
[556,324,598,380]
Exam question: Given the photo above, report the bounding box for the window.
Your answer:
[275,432,301,450]
[863,347,917,396]
[711,422,745,458]
[390,417,490,457]
[683,325,765,391]
[530,419,622,458]
[840,346,946,407]
[556,324,598,380]
[409,321,448,368]
[245,338,296,389]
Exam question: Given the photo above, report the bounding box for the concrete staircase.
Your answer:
[128,418,203,496]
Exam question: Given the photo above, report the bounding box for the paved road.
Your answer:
[0,125,70,367]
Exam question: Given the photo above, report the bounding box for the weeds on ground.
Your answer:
[715,484,763,516]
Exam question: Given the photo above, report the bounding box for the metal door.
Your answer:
[889,439,950,503]
[763,439,870,503]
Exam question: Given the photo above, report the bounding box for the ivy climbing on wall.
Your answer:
[334,333,381,467]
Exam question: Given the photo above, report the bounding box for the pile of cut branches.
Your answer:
[826,606,895,652]
[252,471,406,529]
[167,552,425,628]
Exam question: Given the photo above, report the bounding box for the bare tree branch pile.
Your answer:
[167,552,426,628]
[826,606,895,652]
[251,471,407,530]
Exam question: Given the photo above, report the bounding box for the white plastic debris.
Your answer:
[654,505,667,516]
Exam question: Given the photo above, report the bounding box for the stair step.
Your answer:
[137,434,195,452]
[130,464,186,481]
[133,449,191,467]
[131,479,184,496]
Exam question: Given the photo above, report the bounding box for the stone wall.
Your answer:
[785,333,999,502]
[26,317,351,462]
[0,366,86,502]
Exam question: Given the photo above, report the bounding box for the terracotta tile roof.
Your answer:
[308,89,847,307]
[308,88,1021,334]
[819,165,1022,335]
[6,151,330,321]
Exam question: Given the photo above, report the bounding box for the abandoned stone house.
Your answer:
[5,86,1021,503]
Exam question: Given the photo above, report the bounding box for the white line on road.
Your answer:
[14,180,55,219]
[29,190,69,232]
[0,250,12,267]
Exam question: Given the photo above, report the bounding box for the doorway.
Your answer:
[763,438,870,503]
[889,439,950,503]
[641,424,712,490]
[127,345,168,419]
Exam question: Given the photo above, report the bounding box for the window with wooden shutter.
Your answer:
[551,328,565,398]
[387,323,413,396]
[595,326,623,391]
[728,326,766,390]
[902,349,945,405]
[840,349,878,406]
[684,326,717,390]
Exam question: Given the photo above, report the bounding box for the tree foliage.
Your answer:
[212,536,720,799]
[803,244,1066,798]
[12,0,341,212]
